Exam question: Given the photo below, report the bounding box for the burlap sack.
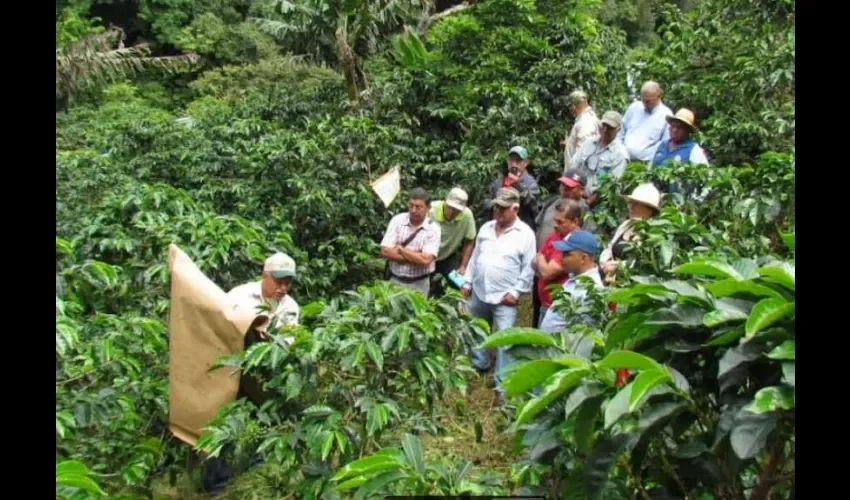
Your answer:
[167,244,263,447]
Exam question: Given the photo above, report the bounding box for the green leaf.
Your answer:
[563,382,606,419]
[479,328,558,348]
[56,460,90,477]
[673,259,744,280]
[745,298,795,337]
[660,240,675,268]
[729,410,778,459]
[646,303,706,327]
[332,449,404,482]
[365,341,384,371]
[718,341,771,378]
[321,431,335,461]
[732,259,761,280]
[304,405,336,418]
[502,360,564,396]
[629,369,672,412]
[56,474,106,496]
[661,280,711,305]
[780,232,795,250]
[574,396,605,452]
[766,340,795,360]
[285,372,303,400]
[515,368,592,426]
[706,279,785,301]
[605,312,659,350]
[596,350,664,373]
[401,433,425,476]
[757,263,795,291]
[354,470,407,500]
[704,326,745,346]
[746,386,794,414]
[782,362,795,387]
[335,431,348,454]
[703,298,754,327]
[604,382,632,430]
[630,401,689,470]
[336,476,368,491]
[583,433,637,499]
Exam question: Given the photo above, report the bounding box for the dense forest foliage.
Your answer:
[56,0,794,498]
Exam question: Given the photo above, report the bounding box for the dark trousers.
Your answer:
[532,277,542,328]
[431,254,460,298]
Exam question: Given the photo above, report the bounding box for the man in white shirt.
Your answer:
[227,252,301,339]
[208,252,299,492]
[562,90,600,172]
[618,81,673,162]
[380,187,442,296]
[539,230,604,334]
[462,187,536,401]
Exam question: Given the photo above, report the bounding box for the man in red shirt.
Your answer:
[532,198,583,327]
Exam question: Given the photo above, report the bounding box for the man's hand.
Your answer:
[587,193,598,207]
[501,293,518,306]
[560,138,568,147]
[457,265,467,276]
[394,246,408,261]
[461,286,471,298]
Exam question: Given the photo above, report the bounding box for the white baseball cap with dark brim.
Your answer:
[264,252,297,279]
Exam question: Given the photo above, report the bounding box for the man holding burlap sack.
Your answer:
[167,245,301,493]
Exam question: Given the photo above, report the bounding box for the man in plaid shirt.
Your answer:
[380,187,442,296]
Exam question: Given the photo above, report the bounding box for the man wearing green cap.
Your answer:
[205,252,300,492]
[228,252,301,335]
[561,90,600,172]
[486,145,540,231]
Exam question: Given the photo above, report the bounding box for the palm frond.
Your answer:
[56,29,199,103]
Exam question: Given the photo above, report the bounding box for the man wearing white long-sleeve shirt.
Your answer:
[461,187,536,403]
[618,81,673,162]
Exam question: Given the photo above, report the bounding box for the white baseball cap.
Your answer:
[264,252,297,279]
[445,187,469,211]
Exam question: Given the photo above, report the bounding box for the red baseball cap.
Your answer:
[558,176,581,188]
[557,169,587,189]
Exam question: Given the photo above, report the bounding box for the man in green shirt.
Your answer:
[430,187,477,297]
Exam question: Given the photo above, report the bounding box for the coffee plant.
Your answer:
[485,247,795,498]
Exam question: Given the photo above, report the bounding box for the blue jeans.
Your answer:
[467,292,518,392]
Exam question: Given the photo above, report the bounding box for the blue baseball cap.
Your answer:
[553,230,600,256]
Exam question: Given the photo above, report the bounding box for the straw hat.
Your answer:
[666,108,697,130]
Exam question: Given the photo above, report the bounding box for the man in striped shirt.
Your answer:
[380,187,442,296]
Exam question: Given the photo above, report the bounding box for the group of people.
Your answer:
[226,81,704,407]
[193,80,709,491]
[379,80,702,403]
